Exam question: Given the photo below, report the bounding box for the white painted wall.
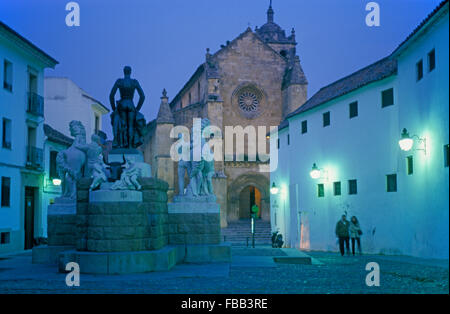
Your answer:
[0,28,52,253]
[44,77,109,139]
[270,10,449,259]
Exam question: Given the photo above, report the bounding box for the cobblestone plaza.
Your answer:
[0,0,448,298]
[0,247,448,294]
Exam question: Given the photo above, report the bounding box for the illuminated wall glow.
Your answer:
[280,184,288,200]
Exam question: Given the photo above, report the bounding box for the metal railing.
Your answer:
[26,146,44,169]
[27,92,44,117]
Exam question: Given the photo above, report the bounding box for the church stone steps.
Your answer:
[221,219,272,245]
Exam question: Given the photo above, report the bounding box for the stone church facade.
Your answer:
[141,4,308,228]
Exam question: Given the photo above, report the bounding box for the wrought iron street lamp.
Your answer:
[270,182,279,195]
[398,128,427,154]
[310,163,321,179]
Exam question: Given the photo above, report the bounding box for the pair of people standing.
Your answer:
[335,215,362,256]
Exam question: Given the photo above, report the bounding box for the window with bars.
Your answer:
[387,174,397,192]
[416,59,423,81]
[348,179,357,195]
[3,59,12,92]
[50,151,59,179]
[333,181,341,196]
[323,112,330,127]
[381,88,394,108]
[349,101,358,119]
[0,232,10,244]
[428,49,436,72]
[318,184,325,198]
[444,144,449,168]
[406,156,414,175]
[301,120,307,134]
[2,118,11,149]
[1,177,11,207]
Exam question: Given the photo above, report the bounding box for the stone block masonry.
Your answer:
[168,216,221,245]
[47,214,76,246]
[38,176,231,271]
[168,202,221,245]
[76,177,170,253]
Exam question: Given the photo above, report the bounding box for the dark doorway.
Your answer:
[24,187,36,250]
[239,186,261,219]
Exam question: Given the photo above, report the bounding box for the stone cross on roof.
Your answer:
[267,0,274,23]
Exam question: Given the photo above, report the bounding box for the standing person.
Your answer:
[349,216,362,255]
[335,215,350,256]
[251,204,259,219]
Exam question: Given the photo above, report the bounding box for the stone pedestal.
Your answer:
[168,195,221,245]
[33,198,77,263]
[89,189,143,203]
[66,177,175,274]
[46,198,77,247]
[77,177,169,253]
[58,247,177,274]
[48,197,76,215]
[168,195,231,263]
[34,175,231,272]
[108,148,144,163]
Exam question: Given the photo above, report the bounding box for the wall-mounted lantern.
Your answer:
[310,163,321,179]
[270,182,279,195]
[309,163,328,180]
[52,178,62,186]
[310,163,328,181]
[399,128,427,155]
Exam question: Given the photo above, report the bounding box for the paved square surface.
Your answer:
[0,247,448,294]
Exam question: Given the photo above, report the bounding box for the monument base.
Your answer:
[48,198,76,215]
[168,199,221,245]
[54,243,231,274]
[89,189,143,202]
[58,247,177,274]
[108,148,144,163]
[183,243,231,263]
[32,245,75,264]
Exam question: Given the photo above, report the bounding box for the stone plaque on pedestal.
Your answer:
[108,148,144,163]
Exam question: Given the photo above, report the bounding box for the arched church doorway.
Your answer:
[239,185,262,219]
[227,172,270,223]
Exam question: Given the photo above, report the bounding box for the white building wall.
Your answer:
[270,130,291,246]
[44,77,108,139]
[270,9,449,258]
[395,13,449,258]
[0,29,54,253]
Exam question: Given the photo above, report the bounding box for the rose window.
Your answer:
[239,92,259,113]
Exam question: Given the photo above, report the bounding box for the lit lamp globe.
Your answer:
[52,178,62,186]
[270,182,279,195]
[399,128,414,151]
[310,163,321,179]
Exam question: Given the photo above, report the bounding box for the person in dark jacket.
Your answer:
[335,215,350,256]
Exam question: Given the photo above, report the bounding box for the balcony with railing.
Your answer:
[27,92,44,117]
[26,146,44,170]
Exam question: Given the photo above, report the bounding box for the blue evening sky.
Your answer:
[0,0,442,137]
